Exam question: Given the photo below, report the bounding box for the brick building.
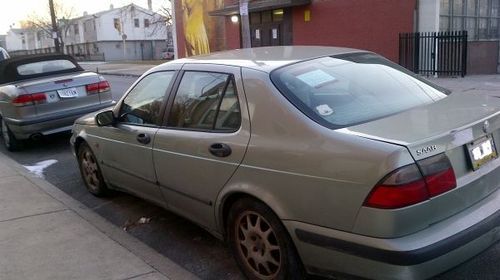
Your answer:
[173,0,416,63]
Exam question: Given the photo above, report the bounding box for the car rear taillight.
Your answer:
[364,153,456,209]
[86,81,110,94]
[12,93,47,106]
[418,153,457,197]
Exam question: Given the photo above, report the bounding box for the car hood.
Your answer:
[339,91,500,159]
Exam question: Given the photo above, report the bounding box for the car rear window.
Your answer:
[17,59,77,76]
[270,53,448,129]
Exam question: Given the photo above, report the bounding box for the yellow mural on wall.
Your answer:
[181,0,224,56]
[182,0,210,56]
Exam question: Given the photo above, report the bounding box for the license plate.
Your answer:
[466,135,498,170]
[57,88,79,98]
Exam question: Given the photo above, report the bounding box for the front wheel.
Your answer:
[77,142,108,196]
[1,118,21,151]
[227,198,304,280]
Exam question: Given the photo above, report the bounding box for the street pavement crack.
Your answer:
[0,208,68,223]
[119,271,158,280]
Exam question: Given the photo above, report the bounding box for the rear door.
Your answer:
[97,71,176,206]
[152,64,250,229]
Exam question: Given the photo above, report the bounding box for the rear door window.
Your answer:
[167,71,241,131]
[271,53,447,129]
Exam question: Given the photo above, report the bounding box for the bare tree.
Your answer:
[25,0,74,52]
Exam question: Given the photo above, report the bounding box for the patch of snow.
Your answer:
[23,159,58,178]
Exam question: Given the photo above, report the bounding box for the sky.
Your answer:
[0,0,169,34]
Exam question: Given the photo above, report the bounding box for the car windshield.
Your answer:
[17,59,77,76]
[270,53,448,129]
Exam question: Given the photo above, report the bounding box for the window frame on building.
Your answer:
[134,18,140,28]
[440,0,500,40]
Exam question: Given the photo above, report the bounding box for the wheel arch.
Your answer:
[216,187,289,240]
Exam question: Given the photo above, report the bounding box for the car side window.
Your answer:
[168,71,241,131]
[119,71,174,126]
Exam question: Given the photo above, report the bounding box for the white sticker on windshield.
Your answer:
[296,69,336,88]
[316,104,334,116]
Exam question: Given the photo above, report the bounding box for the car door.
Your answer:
[152,64,250,229]
[97,70,177,207]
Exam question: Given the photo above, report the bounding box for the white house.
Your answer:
[62,4,169,60]
[5,3,170,61]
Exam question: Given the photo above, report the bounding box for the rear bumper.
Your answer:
[4,101,115,139]
[285,187,500,280]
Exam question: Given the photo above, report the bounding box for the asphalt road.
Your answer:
[1,75,498,280]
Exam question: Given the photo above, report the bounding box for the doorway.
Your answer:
[249,8,292,47]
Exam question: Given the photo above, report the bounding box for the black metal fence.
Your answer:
[399,31,468,77]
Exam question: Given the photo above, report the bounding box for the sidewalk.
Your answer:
[80,62,159,77]
[0,152,198,280]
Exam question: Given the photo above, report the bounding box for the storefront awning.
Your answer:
[209,0,311,16]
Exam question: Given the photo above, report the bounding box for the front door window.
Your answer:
[119,71,175,126]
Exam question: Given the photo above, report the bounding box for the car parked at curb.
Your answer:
[71,46,500,280]
[0,54,115,151]
[161,47,175,60]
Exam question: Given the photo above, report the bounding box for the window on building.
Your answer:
[440,0,500,40]
[113,18,121,32]
[74,24,79,35]
[134,18,140,28]
[144,18,150,28]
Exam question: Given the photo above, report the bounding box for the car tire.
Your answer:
[227,198,305,280]
[77,142,108,197]
[1,118,22,151]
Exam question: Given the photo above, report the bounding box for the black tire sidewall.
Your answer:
[227,198,304,280]
[1,119,20,152]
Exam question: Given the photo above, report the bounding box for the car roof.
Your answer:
[156,46,363,73]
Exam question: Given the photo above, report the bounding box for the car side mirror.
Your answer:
[95,110,115,126]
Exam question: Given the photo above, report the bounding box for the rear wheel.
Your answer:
[227,198,304,280]
[1,118,21,151]
[77,142,108,196]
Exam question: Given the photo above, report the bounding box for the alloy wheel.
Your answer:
[235,210,282,279]
[80,148,100,193]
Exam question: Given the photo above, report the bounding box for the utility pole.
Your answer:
[239,0,251,48]
[49,0,61,53]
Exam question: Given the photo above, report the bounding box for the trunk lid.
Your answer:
[16,71,106,116]
[343,91,500,227]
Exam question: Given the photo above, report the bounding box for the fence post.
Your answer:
[462,30,468,77]
[414,32,420,74]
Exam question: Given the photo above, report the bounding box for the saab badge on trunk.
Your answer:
[416,145,437,156]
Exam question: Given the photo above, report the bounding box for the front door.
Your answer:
[250,8,290,47]
[152,64,250,229]
[97,71,176,206]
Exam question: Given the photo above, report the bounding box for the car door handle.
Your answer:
[209,143,232,157]
[136,133,151,145]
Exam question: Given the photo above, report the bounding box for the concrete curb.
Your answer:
[0,151,199,280]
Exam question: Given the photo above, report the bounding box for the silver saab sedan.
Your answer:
[70,46,500,280]
[0,54,114,151]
